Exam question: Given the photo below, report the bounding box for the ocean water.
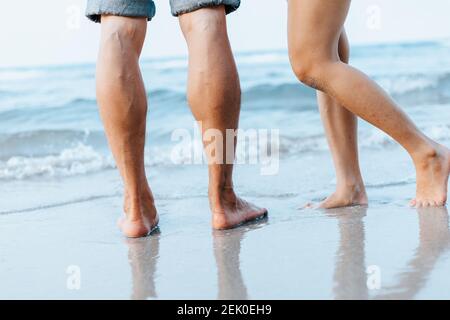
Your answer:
[0,40,450,182]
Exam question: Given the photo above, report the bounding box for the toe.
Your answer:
[419,200,429,207]
[251,207,267,220]
[421,200,429,207]
[303,202,316,209]
[243,203,267,223]
[410,199,417,207]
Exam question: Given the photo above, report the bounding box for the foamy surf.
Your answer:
[0,143,114,180]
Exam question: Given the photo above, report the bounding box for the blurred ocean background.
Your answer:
[1,40,450,210]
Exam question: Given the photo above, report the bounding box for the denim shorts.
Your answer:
[86,0,240,23]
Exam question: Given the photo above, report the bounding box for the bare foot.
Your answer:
[411,144,450,207]
[305,183,368,209]
[210,188,268,230]
[118,192,159,238]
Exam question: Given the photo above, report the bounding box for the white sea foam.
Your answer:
[2,123,450,181]
[0,143,115,180]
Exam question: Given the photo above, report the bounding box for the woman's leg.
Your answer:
[96,16,158,237]
[315,30,367,208]
[288,0,450,207]
[178,6,267,229]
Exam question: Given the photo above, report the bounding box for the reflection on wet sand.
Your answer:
[327,206,369,300]
[125,229,161,300]
[328,206,450,300]
[375,207,450,299]
[122,206,450,300]
[124,218,267,300]
[213,218,268,300]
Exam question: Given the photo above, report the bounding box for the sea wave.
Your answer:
[1,72,448,122]
[0,129,106,160]
[388,73,450,105]
[0,143,115,180]
[2,123,450,180]
[241,72,450,107]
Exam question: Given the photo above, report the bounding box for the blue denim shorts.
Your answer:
[86,0,240,23]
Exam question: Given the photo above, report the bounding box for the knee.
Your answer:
[100,16,146,54]
[289,46,326,90]
[179,6,226,39]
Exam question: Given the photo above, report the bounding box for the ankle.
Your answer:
[125,204,144,221]
[124,191,154,216]
[412,144,440,168]
[336,176,365,191]
[209,184,235,198]
[125,187,155,203]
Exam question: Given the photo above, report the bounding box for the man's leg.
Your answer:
[288,0,450,207]
[178,6,267,229]
[96,16,158,237]
[314,30,367,208]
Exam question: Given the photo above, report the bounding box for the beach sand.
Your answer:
[1,149,450,300]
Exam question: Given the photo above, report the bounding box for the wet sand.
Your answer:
[1,152,450,299]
